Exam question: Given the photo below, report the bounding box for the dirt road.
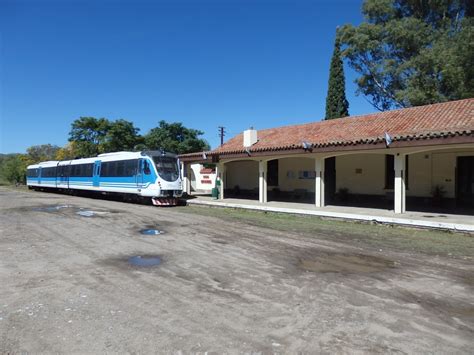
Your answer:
[0,187,473,353]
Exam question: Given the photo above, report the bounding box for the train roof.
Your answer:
[27,150,179,169]
[27,161,59,169]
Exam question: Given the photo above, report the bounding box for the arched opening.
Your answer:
[266,157,316,203]
[329,153,392,209]
[224,160,259,200]
[404,148,474,214]
[190,169,197,192]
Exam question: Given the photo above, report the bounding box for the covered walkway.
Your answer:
[186,196,474,232]
[180,99,474,226]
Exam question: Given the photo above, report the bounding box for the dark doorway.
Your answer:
[456,156,474,208]
[267,159,279,186]
[324,157,336,204]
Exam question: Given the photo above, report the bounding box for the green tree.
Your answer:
[325,36,349,119]
[339,0,474,110]
[102,119,141,153]
[26,144,60,162]
[68,117,111,157]
[144,121,210,154]
[0,155,28,184]
[55,142,80,161]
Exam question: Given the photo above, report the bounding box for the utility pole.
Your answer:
[218,126,226,146]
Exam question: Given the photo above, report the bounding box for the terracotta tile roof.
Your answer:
[180,98,473,158]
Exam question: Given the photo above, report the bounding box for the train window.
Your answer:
[100,162,108,177]
[100,162,115,177]
[70,163,93,177]
[27,169,38,178]
[116,161,125,176]
[101,162,116,177]
[124,160,138,176]
[101,160,137,177]
[152,156,179,182]
[143,161,151,175]
[57,165,70,177]
[42,167,57,178]
[84,164,93,177]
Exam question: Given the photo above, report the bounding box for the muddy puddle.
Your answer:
[32,204,114,218]
[34,205,71,212]
[128,255,162,267]
[298,252,395,274]
[98,254,164,270]
[140,229,164,235]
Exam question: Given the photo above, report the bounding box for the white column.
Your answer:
[259,160,267,203]
[394,154,406,214]
[214,164,219,199]
[219,163,226,200]
[315,157,325,207]
[184,163,192,195]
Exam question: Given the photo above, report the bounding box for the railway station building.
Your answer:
[180,98,474,215]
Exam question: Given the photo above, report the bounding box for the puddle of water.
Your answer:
[33,205,111,218]
[76,209,109,217]
[128,255,162,267]
[77,210,95,217]
[139,229,163,235]
[34,205,71,212]
[299,253,395,273]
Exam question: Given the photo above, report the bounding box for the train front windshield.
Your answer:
[152,156,179,182]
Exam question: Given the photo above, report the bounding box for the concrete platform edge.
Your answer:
[186,199,474,233]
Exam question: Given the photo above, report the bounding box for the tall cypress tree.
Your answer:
[325,36,349,120]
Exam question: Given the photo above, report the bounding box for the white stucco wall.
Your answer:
[406,152,431,197]
[429,149,474,198]
[189,164,216,191]
[278,157,315,192]
[336,154,386,195]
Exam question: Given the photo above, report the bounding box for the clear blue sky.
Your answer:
[1,0,374,154]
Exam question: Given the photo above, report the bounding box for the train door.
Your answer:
[93,161,101,187]
[57,163,70,189]
[38,167,42,185]
[136,159,144,187]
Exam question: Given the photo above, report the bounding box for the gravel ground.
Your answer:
[0,187,473,353]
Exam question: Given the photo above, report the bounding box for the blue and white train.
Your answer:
[26,151,183,205]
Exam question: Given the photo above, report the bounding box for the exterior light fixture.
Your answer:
[384,132,393,147]
[302,141,313,151]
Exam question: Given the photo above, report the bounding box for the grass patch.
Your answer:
[177,205,474,258]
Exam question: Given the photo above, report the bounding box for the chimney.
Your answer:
[243,127,258,147]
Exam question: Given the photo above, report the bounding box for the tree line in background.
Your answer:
[0,118,209,184]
